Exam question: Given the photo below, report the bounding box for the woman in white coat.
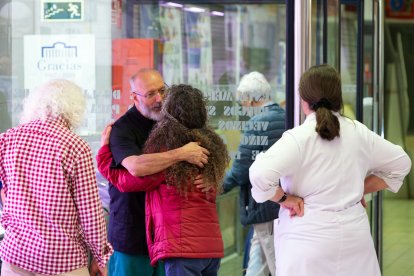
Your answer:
[249,64,412,276]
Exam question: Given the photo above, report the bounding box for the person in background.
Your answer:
[249,64,412,276]
[0,79,113,276]
[97,84,229,276]
[222,72,285,276]
[107,69,209,276]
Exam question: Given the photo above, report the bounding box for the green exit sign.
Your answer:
[42,0,83,21]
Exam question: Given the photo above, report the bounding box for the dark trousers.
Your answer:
[164,258,221,276]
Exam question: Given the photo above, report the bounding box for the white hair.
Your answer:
[20,79,86,129]
[237,71,272,101]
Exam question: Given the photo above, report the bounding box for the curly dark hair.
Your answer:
[144,84,230,195]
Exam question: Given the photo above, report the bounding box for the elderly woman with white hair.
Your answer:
[222,71,287,276]
[0,79,113,276]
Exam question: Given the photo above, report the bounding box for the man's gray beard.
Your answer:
[140,106,162,121]
[148,111,162,121]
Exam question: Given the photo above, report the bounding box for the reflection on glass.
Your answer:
[338,4,357,121]
[123,2,287,270]
[0,1,288,274]
[0,53,12,133]
[363,0,374,131]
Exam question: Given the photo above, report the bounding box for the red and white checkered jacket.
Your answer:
[0,117,112,274]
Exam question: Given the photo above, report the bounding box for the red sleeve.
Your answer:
[96,145,163,192]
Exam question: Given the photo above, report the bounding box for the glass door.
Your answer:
[113,1,290,275]
[0,1,290,275]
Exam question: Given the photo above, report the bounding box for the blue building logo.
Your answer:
[41,42,78,58]
[38,41,81,71]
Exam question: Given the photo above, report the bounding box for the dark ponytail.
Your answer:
[299,64,343,141]
[314,104,340,140]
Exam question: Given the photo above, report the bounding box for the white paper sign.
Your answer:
[24,34,95,90]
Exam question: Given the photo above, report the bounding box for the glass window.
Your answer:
[0,1,287,273]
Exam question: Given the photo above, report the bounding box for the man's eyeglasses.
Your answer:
[130,80,169,100]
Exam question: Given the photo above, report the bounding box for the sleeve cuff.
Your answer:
[96,243,114,268]
[372,172,404,193]
[251,186,277,203]
[98,144,111,155]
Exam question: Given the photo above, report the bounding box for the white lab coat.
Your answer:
[250,112,411,276]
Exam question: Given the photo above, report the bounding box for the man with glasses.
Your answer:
[107,68,209,276]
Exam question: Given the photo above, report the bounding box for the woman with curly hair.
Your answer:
[97,84,230,276]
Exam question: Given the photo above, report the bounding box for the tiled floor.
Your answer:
[219,253,243,276]
[383,199,414,276]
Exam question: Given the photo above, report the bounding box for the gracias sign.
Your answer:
[24,34,95,90]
